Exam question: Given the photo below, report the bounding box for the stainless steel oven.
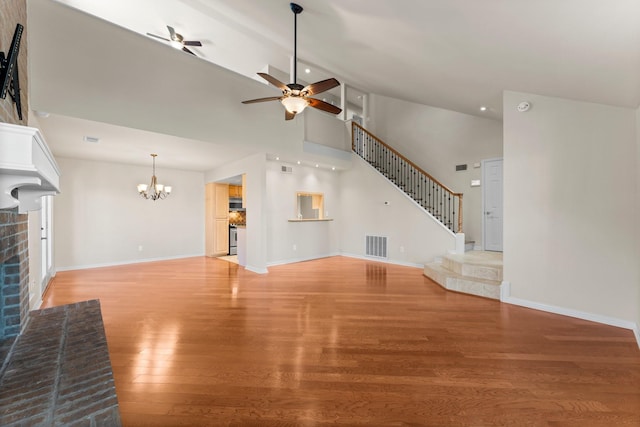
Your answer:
[229,225,237,255]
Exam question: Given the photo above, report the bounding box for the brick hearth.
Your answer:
[0,300,121,426]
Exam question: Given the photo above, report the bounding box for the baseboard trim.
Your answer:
[56,253,205,272]
[244,265,268,274]
[266,252,340,268]
[340,252,424,269]
[265,253,423,270]
[501,281,640,348]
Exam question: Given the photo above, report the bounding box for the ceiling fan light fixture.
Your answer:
[170,40,183,50]
[241,2,342,119]
[281,96,308,114]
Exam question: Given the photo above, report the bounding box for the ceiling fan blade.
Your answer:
[182,46,196,55]
[183,41,202,46]
[308,98,342,115]
[303,78,340,96]
[167,25,177,39]
[242,96,283,104]
[257,73,289,92]
[285,110,296,120]
[146,33,170,42]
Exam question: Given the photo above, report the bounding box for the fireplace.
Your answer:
[0,122,60,340]
[0,207,29,341]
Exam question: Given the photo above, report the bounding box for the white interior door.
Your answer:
[482,158,503,252]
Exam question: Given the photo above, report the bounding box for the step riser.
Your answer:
[442,258,502,281]
[446,277,501,300]
[424,264,501,300]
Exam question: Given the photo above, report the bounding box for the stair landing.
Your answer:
[424,251,503,300]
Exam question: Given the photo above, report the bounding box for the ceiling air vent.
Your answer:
[281,165,293,173]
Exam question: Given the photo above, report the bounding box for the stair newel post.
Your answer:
[351,121,357,153]
[457,193,463,233]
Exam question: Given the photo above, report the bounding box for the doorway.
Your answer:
[482,158,503,252]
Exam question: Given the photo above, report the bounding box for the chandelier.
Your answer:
[137,154,172,200]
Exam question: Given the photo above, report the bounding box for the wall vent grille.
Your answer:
[281,165,293,173]
[365,235,388,258]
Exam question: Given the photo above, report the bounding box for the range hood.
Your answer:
[0,122,60,213]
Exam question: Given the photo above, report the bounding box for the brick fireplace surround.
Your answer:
[0,207,29,346]
[0,207,122,425]
[0,209,122,424]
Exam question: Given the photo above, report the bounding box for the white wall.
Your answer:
[304,108,351,152]
[340,155,456,266]
[503,91,639,327]
[54,157,205,270]
[636,106,640,338]
[368,94,503,247]
[265,161,341,265]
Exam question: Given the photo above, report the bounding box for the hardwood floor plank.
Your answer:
[40,256,640,426]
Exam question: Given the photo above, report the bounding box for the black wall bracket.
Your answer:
[0,23,24,121]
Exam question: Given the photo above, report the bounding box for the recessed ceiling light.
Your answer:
[315,164,319,168]
[276,156,280,160]
[34,111,50,118]
[304,68,311,74]
[331,167,336,171]
[480,106,487,112]
[83,136,100,143]
[297,160,301,165]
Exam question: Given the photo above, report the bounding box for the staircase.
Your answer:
[424,251,503,300]
[351,122,463,233]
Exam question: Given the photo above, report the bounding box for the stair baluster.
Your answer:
[351,122,463,233]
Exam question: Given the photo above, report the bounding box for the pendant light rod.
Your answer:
[290,3,303,84]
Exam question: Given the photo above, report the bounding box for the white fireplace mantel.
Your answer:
[0,122,60,213]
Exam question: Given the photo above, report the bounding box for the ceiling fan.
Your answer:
[146,26,202,56]
[242,3,342,120]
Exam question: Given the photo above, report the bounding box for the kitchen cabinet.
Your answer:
[229,185,242,198]
[205,183,229,256]
[214,219,229,254]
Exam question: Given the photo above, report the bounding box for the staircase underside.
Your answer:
[424,251,503,300]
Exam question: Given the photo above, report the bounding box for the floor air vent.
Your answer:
[365,235,388,258]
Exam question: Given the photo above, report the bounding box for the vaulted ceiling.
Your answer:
[27,0,640,171]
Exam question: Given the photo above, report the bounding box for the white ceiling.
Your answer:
[27,0,640,171]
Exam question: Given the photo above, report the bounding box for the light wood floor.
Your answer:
[42,256,640,426]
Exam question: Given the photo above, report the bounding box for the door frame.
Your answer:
[40,195,54,295]
[481,157,504,251]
